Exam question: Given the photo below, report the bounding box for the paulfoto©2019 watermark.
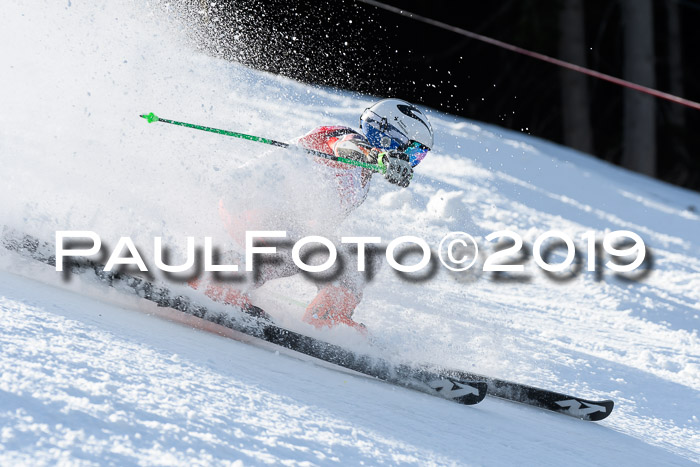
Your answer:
[54,229,652,283]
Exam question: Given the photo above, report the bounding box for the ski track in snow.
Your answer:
[0,272,694,466]
[1,0,699,465]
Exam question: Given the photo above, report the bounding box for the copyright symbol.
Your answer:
[438,232,479,272]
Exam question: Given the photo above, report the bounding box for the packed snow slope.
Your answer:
[1,0,699,465]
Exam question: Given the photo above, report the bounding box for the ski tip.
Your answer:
[586,400,615,421]
[140,112,159,123]
[472,381,489,404]
[452,381,487,405]
[555,398,615,421]
[428,378,488,406]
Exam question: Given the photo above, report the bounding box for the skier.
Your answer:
[192,98,434,333]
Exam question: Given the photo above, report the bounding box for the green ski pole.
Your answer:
[140,112,384,173]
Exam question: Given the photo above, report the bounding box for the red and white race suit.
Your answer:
[211,125,379,333]
[293,125,375,216]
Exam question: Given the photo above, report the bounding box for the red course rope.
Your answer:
[357,0,700,111]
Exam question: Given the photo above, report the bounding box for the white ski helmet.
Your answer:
[360,98,434,167]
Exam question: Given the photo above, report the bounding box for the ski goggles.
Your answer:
[403,141,430,167]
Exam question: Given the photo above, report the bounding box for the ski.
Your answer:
[450,370,614,421]
[1,228,487,407]
[1,228,615,420]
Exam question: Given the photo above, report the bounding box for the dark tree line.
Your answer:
[196,0,700,192]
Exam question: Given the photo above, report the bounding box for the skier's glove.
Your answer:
[379,151,413,188]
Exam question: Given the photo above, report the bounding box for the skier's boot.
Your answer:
[303,285,367,335]
[188,278,270,321]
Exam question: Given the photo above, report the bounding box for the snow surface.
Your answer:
[1,0,699,464]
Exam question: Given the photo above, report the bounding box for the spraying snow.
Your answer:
[1,0,699,464]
